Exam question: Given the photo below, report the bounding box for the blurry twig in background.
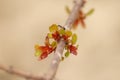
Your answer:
[0,0,85,80]
[0,64,45,80]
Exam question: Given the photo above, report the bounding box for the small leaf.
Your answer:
[49,24,58,32]
[58,29,65,35]
[72,34,77,44]
[34,44,42,57]
[65,51,70,57]
[35,50,42,57]
[51,41,57,48]
[47,33,52,38]
[85,8,94,16]
[65,6,71,14]
[65,30,72,37]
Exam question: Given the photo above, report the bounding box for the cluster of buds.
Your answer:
[34,24,78,60]
[34,5,94,61]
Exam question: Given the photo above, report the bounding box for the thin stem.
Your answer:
[0,64,45,80]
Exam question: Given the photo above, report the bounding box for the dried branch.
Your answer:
[0,0,85,80]
[0,64,45,80]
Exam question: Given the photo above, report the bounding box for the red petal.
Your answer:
[52,31,61,41]
[38,46,54,60]
[41,46,53,54]
[73,19,79,29]
[62,35,69,41]
[39,52,48,60]
[69,45,77,55]
[39,46,47,53]
[79,10,86,28]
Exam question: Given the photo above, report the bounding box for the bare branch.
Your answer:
[0,64,45,80]
[0,0,85,80]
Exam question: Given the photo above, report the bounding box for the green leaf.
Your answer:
[72,34,77,44]
[65,51,70,57]
[85,8,94,16]
[35,50,42,57]
[49,24,58,32]
[58,29,65,35]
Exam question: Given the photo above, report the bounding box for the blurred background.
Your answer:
[0,0,120,80]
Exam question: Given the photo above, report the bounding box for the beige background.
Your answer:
[0,0,120,80]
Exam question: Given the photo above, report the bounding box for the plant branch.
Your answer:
[0,0,85,80]
[45,0,85,80]
[0,64,45,80]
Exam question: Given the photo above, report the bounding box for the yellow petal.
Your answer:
[65,30,72,37]
[49,24,58,32]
